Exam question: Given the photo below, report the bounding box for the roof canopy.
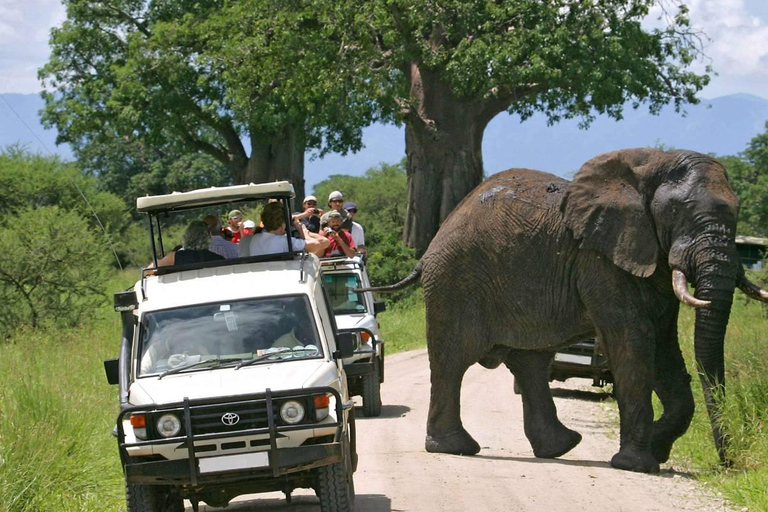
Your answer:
[136,182,294,213]
[735,235,768,247]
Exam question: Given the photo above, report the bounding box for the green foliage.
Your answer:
[40,0,379,190]
[377,291,426,353]
[353,0,710,124]
[0,207,111,338]
[719,123,768,237]
[0,272,134,511]
[0,147,128,233]
[77,137,232,206]
[313,161,419,300]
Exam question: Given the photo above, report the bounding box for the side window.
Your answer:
[316,279,339,352]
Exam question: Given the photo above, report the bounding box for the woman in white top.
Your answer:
[245,202,329,257]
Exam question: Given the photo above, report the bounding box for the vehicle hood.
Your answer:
[129,359,340,405]
[334,313,378,333]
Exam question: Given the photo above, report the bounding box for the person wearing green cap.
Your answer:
[224,209,244,244]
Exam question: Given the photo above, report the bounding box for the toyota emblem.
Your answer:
[221,412,240,426]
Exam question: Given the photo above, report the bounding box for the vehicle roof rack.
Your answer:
[136,181,294,213]
[319,255,364,272]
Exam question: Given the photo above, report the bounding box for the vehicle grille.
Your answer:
[188,400,280,435]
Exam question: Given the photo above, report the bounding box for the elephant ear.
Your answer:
[561,150,659,278]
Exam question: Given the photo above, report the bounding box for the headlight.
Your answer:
[280,400,305,424]
[156,413,182,438]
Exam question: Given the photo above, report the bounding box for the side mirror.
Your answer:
[373,301,387,315]
[104,358,119,385]
[334,332,357,359]
[114,290,138,312]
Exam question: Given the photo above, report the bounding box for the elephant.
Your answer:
[364,148,768,473]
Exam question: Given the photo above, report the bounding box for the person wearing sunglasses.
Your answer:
[320,190,353,231]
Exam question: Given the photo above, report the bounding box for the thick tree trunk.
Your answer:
[403,64,490,255]
[239,126,307,203]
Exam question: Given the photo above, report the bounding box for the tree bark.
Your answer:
[241,125,307,204]
[403,64,491,255]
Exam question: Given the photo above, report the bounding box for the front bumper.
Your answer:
[117,386,348,486]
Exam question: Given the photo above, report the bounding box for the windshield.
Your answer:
[137,295,322,377]
[323,273,366,315]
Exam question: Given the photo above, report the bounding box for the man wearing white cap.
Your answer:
[292,195,324,233]
[320,190,353,231]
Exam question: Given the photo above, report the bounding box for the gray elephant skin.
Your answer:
[366,148,768,473]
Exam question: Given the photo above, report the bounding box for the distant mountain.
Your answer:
[2,92,767,191]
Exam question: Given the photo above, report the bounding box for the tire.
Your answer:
[362,358,382,417]
[316,432,355,512]
[126,483,183,512]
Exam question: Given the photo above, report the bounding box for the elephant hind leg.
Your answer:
[424,342,480,456]
[505,350,582,458]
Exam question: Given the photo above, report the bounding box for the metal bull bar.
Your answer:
[116,386,347,486]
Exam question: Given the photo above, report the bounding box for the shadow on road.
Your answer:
[188,493,392,511]
[469,453,700,480]
[471,452,613,469]
[356,404,411,419]
[551,387,613,402]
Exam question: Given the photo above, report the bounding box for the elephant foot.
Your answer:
[425,428,481,456]
[530,426,582,459]
[610,448,660,474]
[650,437,674,464]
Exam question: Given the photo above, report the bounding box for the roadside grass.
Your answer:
[377,291,427,353]
[0,270,137,512]
[669,293,768,510]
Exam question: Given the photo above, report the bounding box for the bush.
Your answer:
[0,206,111,338]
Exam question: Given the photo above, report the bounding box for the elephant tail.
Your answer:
[355,261,423,293]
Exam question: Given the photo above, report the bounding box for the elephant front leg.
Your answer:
[505,350,582,458]
[650,320,695,463]
[424,353,480,456]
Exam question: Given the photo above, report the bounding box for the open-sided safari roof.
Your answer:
[136,181,295,213]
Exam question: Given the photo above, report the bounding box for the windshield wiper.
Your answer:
[158,357,242,379]
[234,347,317,370]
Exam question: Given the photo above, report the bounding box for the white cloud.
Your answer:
[688,0,768,74]
[646,0,768,98]
[0,0,66,93]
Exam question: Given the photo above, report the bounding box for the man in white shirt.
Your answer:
[247,202,328,257]
[343,202,366,255]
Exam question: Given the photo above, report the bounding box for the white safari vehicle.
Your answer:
[104,183,364,512]
[320,256,386,417]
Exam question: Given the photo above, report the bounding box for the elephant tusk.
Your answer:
[672,269,712,308]
[738,274,768,303]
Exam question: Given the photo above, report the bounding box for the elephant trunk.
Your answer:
[691,251,739,465]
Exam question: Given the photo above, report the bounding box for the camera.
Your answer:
[312,208,320,214]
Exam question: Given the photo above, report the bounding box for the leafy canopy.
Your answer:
[357,0,710,124]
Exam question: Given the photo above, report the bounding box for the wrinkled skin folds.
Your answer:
[393,149,768,473]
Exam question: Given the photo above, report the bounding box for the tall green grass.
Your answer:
[377,291,427,353]
[0,271,137,511]
[671,293,768,510]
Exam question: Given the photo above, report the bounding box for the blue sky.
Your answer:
[1,0,767,99]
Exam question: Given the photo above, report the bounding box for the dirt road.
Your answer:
[191,349,734,511]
